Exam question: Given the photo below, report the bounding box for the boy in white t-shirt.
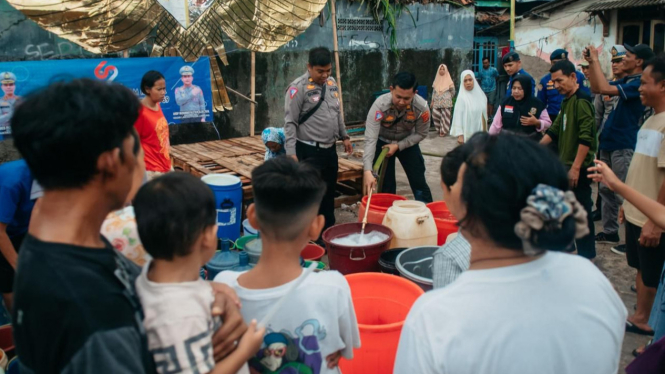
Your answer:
[133,172,265,374]
[215,157,361,374]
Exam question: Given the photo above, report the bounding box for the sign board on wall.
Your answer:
[0,56,213,140]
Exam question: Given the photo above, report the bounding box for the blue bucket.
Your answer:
[201,174,243,241]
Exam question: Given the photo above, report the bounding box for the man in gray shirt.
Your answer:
[364,72,433,202]
[284,47,352,234]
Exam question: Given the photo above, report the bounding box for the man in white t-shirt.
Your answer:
[215,157,360,374]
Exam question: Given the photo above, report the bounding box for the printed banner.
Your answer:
[0,56,213,140]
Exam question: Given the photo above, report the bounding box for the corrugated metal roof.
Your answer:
[585,0,665,11]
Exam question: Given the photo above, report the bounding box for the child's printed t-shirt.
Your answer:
[214,270,361,374]
[136,260,249,374]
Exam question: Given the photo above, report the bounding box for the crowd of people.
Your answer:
[0,42,664,373]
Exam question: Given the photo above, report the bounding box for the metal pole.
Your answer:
[510,0,516,50]
[250,51,256,137]
[330,0,345,120]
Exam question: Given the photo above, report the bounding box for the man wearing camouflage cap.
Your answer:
[0,72,21,140]
[175,65,206,123]
[590,45,628,225]
[584,43,655,250]
[537,49,590,124]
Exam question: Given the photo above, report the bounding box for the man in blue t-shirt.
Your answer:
[537,49,590,123]
[502,51,536,98]
[0,159,38,311]
[476,57,499,118]
[585,43,655,246]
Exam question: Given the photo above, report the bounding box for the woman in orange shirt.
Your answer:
[135,70,172,180]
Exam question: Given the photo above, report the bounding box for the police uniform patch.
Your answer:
[375,111,384,121]
[406,112,416,121]
[420,111,430,123]
[385,115,395,122]
[334,92,339,98]
[307,84,316,90]
[311,95,320,103]
[327,80,334,86]
[288,87,298,99]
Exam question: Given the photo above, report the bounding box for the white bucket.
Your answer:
[242,219,258,236]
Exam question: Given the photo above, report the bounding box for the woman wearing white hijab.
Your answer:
[431,64,456,137]
[450,70,488,144]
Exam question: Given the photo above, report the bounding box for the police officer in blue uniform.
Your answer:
[537,49,590,123]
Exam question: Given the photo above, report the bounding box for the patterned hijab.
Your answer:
[262,127,286,160]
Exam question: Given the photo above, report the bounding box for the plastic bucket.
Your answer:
[358,194,407,225]
[322,223,393,275]
[396,246,438,291]
[427,201,458,246]
[201,174,243,242]
[235,235,257,251]
[301,243,325,261]
[378,248,407,275]
[242,219,257,236]
[339,273,424,374]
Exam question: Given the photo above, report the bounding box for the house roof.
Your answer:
[525,0,580,15]
[585,0,665,11]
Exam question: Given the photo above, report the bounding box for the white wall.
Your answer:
[515,0,618,78]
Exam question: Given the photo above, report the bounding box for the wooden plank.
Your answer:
[212,157,256,179]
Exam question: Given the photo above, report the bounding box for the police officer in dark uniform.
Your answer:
[284,47,353,234]
[503,51,536,98]
[537,49,590,123]
[364,72,433,203]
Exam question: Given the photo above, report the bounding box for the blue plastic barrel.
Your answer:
[416,85,428,101]
[201,174,243,241]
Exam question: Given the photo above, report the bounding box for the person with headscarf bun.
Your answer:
[450,70,487,144]
[261,127,286,160]
[489,74,551,141]
[430,64,456,137]
[394,133,626,374]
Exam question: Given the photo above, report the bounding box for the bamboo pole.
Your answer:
[330,0,344,120]
[250,51,256,137]
[510,0,515,48]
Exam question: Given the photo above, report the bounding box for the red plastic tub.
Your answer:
[358,193,407,225]
[339,273,424,374]
[322,223,393,275]
[427,201,458,245]
[301,243,325,261]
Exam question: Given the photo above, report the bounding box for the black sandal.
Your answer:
[626,321,655,336]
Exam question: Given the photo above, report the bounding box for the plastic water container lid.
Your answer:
[208,250,239,269]
[201,174,242,187]
[238,251,249,266]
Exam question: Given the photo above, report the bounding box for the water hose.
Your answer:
[372,147,390,194]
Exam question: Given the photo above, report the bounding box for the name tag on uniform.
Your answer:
[504,105,514,113]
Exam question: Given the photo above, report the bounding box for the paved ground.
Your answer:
[335,132,645,373]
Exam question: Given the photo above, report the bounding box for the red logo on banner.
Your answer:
[94,61,119,82]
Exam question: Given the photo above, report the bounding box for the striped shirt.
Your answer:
[432,231,471,289]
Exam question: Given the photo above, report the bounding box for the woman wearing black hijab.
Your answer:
[489,74,551,140]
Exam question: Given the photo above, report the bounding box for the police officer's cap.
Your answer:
[179,65,195,76]
[611,45,627,62]
[502,52,520,64]
[549,49,568,62]
[1,72,16,84]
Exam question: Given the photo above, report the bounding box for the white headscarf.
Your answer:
[450,70,488,141]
